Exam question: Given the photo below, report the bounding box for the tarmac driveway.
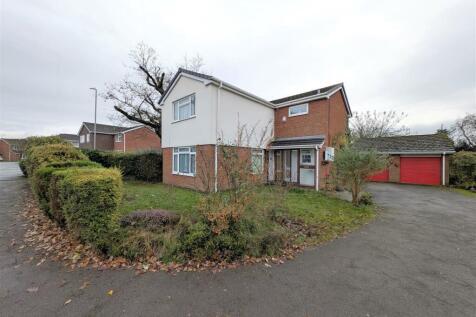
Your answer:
[0,162,475,316]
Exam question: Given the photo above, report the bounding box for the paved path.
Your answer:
[0,162,475,316]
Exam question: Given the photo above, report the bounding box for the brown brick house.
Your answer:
[0,138,26,161]
[78,122,161,152]
[159,68,351,191]
[354,134,455,186]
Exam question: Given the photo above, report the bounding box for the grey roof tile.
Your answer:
[353,134,455,153]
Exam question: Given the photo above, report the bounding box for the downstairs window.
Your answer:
[173,146,196,176]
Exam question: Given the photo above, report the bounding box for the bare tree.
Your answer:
[450,113,476,149]
[350,110,410,139]
[105,43,205,137]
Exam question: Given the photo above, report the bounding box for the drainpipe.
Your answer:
[315,145,320,191]
[214,81,223,192]
[123,133,126,153]
[442,152,446,186]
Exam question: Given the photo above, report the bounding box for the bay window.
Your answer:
[173,146,196,176]
[173,94,196,121]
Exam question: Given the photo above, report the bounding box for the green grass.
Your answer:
[120,182,376,246]
[119,181,201,215]
[450,188,476,198]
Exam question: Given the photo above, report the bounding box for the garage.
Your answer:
[400,157,441,185]
[354,133,455,186]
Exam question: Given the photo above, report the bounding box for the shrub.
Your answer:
[120,210,180,230]
[333,147,389,205]
[20,136,69,176]
[358,192,373,205]
[32,160,101,223]
[24,144,87,176]
[82,149,162,182]
[449,151,476,188]
[57,167,123,252]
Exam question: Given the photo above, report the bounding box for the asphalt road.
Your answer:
[1,162,475,316]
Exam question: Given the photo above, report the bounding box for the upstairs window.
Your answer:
[115,134,123,142]
[251,149,264,174]
[288,103,308,117]
[80,135,85,143]
[173,94,196,121]
[86,134,90,143]
[173,146,196,176]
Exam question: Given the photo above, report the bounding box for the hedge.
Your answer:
[24,143,87,177]
[32,160,101,223]
[82,149,162,182]
[449,151,476,188]
[57,167,123,252]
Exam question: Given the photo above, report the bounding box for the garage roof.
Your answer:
[353,133,455,154]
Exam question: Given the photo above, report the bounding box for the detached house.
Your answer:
[0,138,26,161]
[78,122,161,152]
[159,68,351,191]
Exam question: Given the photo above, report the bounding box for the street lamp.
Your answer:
[89,88,97,150]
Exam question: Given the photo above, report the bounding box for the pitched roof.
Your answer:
[353,134,455,154]
[58,134,79,142]
[81,122,134,134]
[159,68,275,108]
[269,135,325,149]
[270,83,343,104]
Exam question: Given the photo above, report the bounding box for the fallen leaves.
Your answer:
[79,281,90,290]
[107,289,114,296]
[19,192,304,275]
[26,287,39,293]
[64,299,72,305]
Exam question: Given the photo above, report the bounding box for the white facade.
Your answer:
[161,74,274,149]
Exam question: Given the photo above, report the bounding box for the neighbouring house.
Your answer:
[354,133,455,186]
[0,138,26,161]
[58,134,80,147]
[159,68,351,191]
[78,122,161,152]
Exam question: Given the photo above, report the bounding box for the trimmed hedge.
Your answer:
[32,160,101,223]
[57,168,123,252]
[24,143,87,176]
[450,151,476,189]
[82,149,162,182]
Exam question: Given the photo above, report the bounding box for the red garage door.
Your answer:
[400,157,441,185]
[368,169,389,182]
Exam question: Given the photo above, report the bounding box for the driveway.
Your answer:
[1,162,475,316]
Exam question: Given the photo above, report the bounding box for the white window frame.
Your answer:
[86,134,90,143]
[251,149,264,174]
[300,149,315,165]
[288,103,309,117]
[115,133,123,142]
[80,135,85,143]
[173,146,196,176]
[173,94,196,122]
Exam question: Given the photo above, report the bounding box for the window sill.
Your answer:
[288,112,308,117]
[172,115,196,124]
[172,172,195,177]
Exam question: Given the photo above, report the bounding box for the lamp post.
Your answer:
[89,88,97,150]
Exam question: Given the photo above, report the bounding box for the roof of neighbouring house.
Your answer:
[58,134,79,142]
[1,138,26,151]
[269,135,325,149]
[159,68,276,108]
[352,133,455,154]
[80,122,136,135]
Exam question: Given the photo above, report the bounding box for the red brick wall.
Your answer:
[114,127,161,152]
[0,140,22,161]
[163,145,266,192]
[274,91,349,189]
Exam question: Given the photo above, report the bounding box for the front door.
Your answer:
[291,150,298,182]
[275,151,283,182]
[284,150,291,182]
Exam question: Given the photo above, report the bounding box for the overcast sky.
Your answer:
[1,0,475,138]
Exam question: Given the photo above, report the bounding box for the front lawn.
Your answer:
[118,182,376,253]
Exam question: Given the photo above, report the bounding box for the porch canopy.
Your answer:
[268,135,325,149]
